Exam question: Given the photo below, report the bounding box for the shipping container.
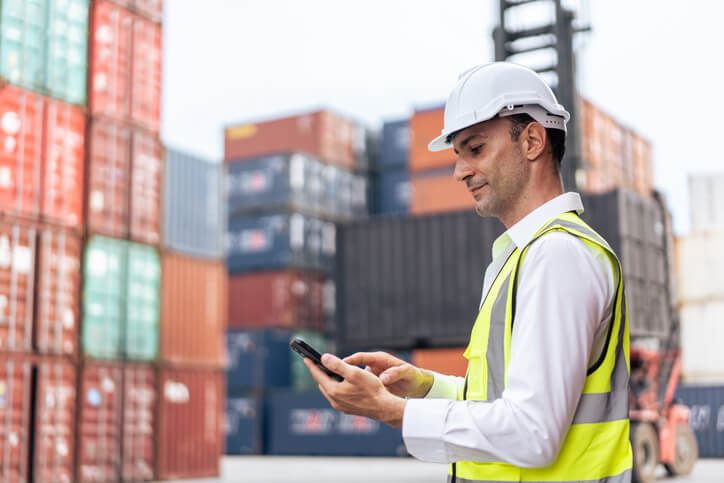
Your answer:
[0,0,46,94]
[411,347,467,378]
[0,220,37,352]
[680,301,724,384]
[43,99,85,228]
[86,118,132,239]
[77,362,123,482]
[372,167,410,215]
[291,330,331,391]
[34,357,76,483]
[225,391,264,455]
[379,119,409,169]
[130,15,162,133]
[46,0,89,105]
[0,356,32,482]
[226,329,292,391]
[164,149,225,258]
[157,368,223,480]
[160,254,225,366]
[0,85,44,220]
[265,389,406,456]
[409,168,473,215]
[409,106,456,173]
[105,0,163,23]
[122,364,156,481]
[675,231,724,305]
[224,110,363,169]
[688,173,724,234]
[129,129,163,244]
[228,270,324,330]
[35,227,82,355]
[124,243,160,360]
[675,385,724,458]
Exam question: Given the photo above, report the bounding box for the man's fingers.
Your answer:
[343,352,378,366]
[379,366,404,384]
[320,354,354,379]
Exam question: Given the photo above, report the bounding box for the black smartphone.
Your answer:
[289,337,344,382]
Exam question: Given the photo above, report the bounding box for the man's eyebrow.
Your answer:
[454,134,486,154]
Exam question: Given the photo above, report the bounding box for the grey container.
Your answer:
[379,120,409,169]
[164,149,226,258]
[675,385,724,457]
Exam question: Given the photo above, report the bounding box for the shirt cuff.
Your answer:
[402,398,452,463]
[425,371,464,400]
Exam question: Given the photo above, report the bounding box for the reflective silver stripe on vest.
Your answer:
[486,272,511,401]
[541,218,611,252]
[449,468,632,483]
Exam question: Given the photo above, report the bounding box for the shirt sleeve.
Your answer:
[424,371,465,400]
[402,232,615,467]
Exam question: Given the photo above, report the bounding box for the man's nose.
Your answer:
[454,157,474,182]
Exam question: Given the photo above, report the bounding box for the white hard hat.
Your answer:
[428,62,570,152]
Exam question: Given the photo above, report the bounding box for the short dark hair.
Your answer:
[506,113,566,167]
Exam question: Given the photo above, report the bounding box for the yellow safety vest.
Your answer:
[451,212,633,483]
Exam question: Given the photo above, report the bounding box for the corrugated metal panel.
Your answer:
[129,129,163,245]
[411,348,467,378]
[163,149,224,259]
[0,0,46,93]
[265,389,406,456]
[122,364,155,481]
[675,385,724,458]
[0,356,33,482]
[105,0,163,23]
[34,357,76,483]
[680,301,724,384]
[228,270,324,330]
[373,167,410,215]
[676,232,724,305]
[408,107,456,173]
[379,119,409,169]
[225,329,292,391]
[35,227,82,355]
[0,85,44,219]
[46,0,89,105]
[77,362,123,482]
[0,220,37,352]
[225,391,263,455]
[689,173,724,233]
[160,254,225,367]
[130,16,161,133]
[409,169,474,215]
[125,242,160,361]
[157,368,223,480]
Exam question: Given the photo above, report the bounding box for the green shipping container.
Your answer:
[0,0,89,105]
[291,330,331,390]
[82,236,160,360]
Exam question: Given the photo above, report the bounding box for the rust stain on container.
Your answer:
[412,348,468,378]
[34,357,77,483]
[161,254,226,367]
[35,227,82,356]
[0,356,33,482]
[129,129,163,245]
[409,171,474,215]
[409,107,457,173]
[157,368,223,480]
[228,270,325,330]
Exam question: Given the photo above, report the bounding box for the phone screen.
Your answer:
[289,337,344,382]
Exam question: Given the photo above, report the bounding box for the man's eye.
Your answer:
[470,145,483,154]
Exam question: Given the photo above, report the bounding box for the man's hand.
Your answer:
[303,354,407,428]
[344,351,434,399]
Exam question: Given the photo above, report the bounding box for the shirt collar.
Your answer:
[491,192,584,257]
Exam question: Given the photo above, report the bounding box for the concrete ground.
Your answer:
[170,456,724,483]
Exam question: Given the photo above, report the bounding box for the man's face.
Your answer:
[452,117,529,220]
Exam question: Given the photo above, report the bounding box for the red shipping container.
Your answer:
[0,85,44,220]
[410,170,474,215]
[43,100,86,228]
[106,0,163,23]
[409,107,457,173]
[161,254,226,367]
[157,368,223,480]
[228,270,325,330]
[86,118,132,239]
[77,362,123,483]
[35,228,82,355]
[33,357,77,483]
[130,17,162,133]
[122,364,156,482]
[412,347,468,378]
[0,356,33,482]
[0,220,37,352]
[224,110,358,168]
[129,129,163,245]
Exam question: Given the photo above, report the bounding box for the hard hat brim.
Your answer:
[428,133,451,152]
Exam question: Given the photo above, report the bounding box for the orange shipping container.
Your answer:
[224,110,359,168]
[409,107,457,173]
[412,347,468,378]
[161,254,226,367]
[409,170,474,215]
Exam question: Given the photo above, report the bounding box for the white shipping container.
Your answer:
[689,173,724,233]
[680,300,724,383]
[675,232,724,304]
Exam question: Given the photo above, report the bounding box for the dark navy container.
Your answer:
[379,120,409,169]
[225,391,264,454]
[226,329,292,390]
[675,385,724,457]
[265,389,407,456]
[374,167,410,215]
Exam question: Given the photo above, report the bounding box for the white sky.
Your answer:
[161,0,724,235]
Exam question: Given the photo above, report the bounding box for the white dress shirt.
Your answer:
[402,192,618,467]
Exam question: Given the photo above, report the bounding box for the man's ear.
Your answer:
[523,122,546,161]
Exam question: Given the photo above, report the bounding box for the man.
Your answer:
[304,62,633,482]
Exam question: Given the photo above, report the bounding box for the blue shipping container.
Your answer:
[226,329,292,391]
[265,389,407,457]
[379,120,409,169]
[374,168,410,215]
[675,385,724,457]
[225,392,264,455]
[164,149,225,258]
